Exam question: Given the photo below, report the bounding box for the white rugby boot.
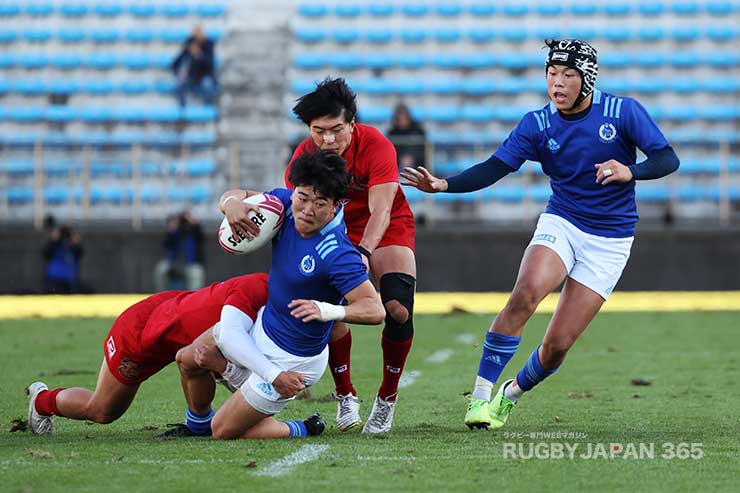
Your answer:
[362,394,397,434]
[334,393,362,431]
[27,382,54,435]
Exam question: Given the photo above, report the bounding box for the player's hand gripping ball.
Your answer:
[218,194,284,254]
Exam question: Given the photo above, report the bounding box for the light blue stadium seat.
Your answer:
[672,26,699,42]
[400,28,427,44]
[333,53,361,70]
[9,106,44,121]
[425,78,457,94]
[139,184,163,203]
[390,78,423,95]
[599,52,629,68]
[85,79,117,95]
[498,78,528,94]
[677,185,703,202]
[537,4,563,16]
[604,27,631,43]
[498,54,528,70]
[188,186,211,203]
[401,186,424,204]
[401,3,430,17]
[436,3,462,17]
[633,78,667,93]
[80,107,111,123]
[360,78,390,95]
[25,2,52,16]
[672,1,699,15]
[462,105,496,122]
[95,3,123,17]
[58,28,85,43]
[86,53,117,70]
[359,106,392,124]
[298,4,327,17]
[435,28,461,43]
[703,51,735,67]
[468,28,495,44]
[121,53,150,70]
[366,29,393,44]
[502,4,528,16]
[706,26,734,42]
[49,80,79,95]
[0,78,8,94]
[494,106,525,122]
[13,79,45,95]
[501,28,527,43]
[295,28,326,43]
[335,4,361,17]
[129,4,155,17]
[702,77,738,93]
[433,53,462,70]
[8,187,34,204]
[569,26,596,41]
[119,80,150,95]
[462,78,495,95]
[151,53,173,70]
[706,1,733,16]
[6,159,35,176]
[664,106,695,120]
[527,184,551,202]
[488,185,524,202]
[60,3,88,17]
[183,105,217,122]
[159,28,188,43]
[126,28,155,43]
[333,28,359,44]
[53,54,83,70]
[464,52,496,69]
[24,28,52,43]
[535,26,562,39]
[0,4,19,17]
[701,106,736,121]
[638,2,664,16]
[632,51,667,68]
[167,187,187,202]
[91,184,133,203]
[291,79,315,94]
[671,52,700,68]
[45,106,75,123]
[0,29,18,43]
[636,184,670,202]
[195,4,225,17]
[571,3,597,16]
[368,3,394,16]
[638,26,665,42]
[604,2,631,15]
[181,131,216,146]
[670,79,694,94]
[45,159,78,177]
[469,3,495,16]
[293,53,326,69]
[424,106,460,123]
[364,53,393,70]
[160,4,189,17]
[90,29,119,43]
[396,52,426,69]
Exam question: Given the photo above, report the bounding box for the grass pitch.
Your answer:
[1,311,738,492]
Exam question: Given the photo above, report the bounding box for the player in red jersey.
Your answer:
[223,78,417,434]
[25,273,279,436]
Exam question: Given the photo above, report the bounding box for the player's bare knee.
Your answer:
[384,300,409,324]
[541,338,574,365]
[505,288,540,319]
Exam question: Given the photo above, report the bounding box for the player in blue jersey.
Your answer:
[169,150,385,440]
[401,39,679,430]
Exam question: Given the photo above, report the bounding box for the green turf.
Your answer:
[1,312,739,492]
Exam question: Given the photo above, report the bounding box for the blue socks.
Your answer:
[477,332,521,383]
[185,408,214,436]
[284,420,308,437]
[516,345,559,391]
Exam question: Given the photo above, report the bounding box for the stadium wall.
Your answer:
[2,227,739,294]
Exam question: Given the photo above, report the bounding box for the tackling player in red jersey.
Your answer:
[25,273,274,436]
[226,78,417,433]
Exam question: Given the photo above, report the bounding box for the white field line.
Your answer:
[455,333,476,345]
[425,349,454,363]
[252,444,330,477]
[398,370,422,389]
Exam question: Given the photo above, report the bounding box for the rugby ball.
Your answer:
[218,193,285,255]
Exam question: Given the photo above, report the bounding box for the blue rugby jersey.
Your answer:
[494,89,669,237]
[261,188,369,357]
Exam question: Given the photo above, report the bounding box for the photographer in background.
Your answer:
[153,211,205,292]
[172,26,217,107]
[42,217,89,294]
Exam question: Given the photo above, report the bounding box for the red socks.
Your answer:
[328,331,356,396]
[378,335,413,401]
[34,388,65,416]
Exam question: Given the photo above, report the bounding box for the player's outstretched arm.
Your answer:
[219,189,262,238]
[288,280,385,325]
[400,166,448,193]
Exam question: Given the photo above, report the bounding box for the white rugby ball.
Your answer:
[218,193,285,255]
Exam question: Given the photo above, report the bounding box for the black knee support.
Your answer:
[379,272,416,341]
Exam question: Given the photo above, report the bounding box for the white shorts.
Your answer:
[216,307,328,415]
[528,213,634,300]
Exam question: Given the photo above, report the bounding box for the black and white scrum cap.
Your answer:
[545,39,598,108]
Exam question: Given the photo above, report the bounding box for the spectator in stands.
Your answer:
[42,219,87,294]
[153,211,205,292]
[388,103,427,171]
[172,26,217,107]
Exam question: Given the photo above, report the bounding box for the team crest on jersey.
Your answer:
[257,382,274,396]
[118,358,142,380]
[300,254,316,276]
[598,123,618,143]
[106,336,116,357]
